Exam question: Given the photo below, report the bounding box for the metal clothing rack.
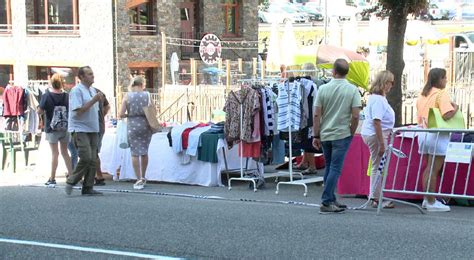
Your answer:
[275,79,323,197]
[228,84,260,192]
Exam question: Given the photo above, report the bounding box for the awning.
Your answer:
[126,0,149,9]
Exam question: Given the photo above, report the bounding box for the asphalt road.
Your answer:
[1,176,473,259]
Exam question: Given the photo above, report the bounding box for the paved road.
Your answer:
[1,173,473,259]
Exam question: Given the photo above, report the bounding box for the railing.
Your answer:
[0,24,12,33]
[27,24,80,34]
[180,31,196,55]
[129,24,157,34]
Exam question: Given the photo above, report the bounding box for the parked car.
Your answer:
[264,3,307,24]
[355,1,374,21]
[297,5,324,21]
[427,4,449,20]
[454,32,474,51]
[461,4,474,20]
[258,10,268,23]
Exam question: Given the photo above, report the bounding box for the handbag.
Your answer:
[428,90,465,129]
[143,92,162,133]
[117,119,129,149]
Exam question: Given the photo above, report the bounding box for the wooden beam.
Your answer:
[128,61,160,68]
[125,0,149,9]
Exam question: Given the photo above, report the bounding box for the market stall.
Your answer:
[99,130,262,187]
[339,134,474,199]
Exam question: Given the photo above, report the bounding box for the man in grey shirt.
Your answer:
[65,66,105,196]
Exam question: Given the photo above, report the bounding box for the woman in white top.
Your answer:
[361,70,395,208]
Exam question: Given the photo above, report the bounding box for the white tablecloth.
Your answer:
[99,130,262,187]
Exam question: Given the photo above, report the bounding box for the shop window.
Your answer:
[128,0,156,35]
[0,65,13,87]
[130,68,154,90]
[222,0,241,37]
[0,0,12,33]
[34,66,78,90]
[29,0,79,34]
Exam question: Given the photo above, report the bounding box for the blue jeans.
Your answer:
[321,136,353,205]
[68,140,78,170]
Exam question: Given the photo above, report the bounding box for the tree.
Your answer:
[377,0,427,126]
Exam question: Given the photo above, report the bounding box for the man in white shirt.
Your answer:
[65,66,105,196]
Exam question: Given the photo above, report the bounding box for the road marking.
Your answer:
[0,238,184,259]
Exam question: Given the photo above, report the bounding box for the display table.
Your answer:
[99,130,262,187]
[338,134,474,199]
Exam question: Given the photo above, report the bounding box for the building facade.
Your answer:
[116,0,259,90]
[0,0,258,107]
[0,0,114,98]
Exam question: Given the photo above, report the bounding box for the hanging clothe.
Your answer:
[223,87,260,145]
[276,81,302,132]
[3,85,25,116]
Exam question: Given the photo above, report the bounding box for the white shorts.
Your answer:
[417,132,449,156]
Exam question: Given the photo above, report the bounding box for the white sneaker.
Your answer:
[425,200,450,212]
[422,199,428,209]
[133,180,144,190]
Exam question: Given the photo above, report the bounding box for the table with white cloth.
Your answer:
[99,129,263,187]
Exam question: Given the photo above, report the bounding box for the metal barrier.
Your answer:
[378,128,474,214]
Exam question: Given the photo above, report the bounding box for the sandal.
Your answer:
[382,201,395,209]
[302,168,318,175]
[294,164,308,171]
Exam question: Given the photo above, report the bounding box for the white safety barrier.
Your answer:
[377,128,474,214]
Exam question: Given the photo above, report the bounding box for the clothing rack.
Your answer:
[228,83,261,192]
[275,77,323,197]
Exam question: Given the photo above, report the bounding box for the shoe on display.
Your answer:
[425,200,450,212]
[319,203,345,214]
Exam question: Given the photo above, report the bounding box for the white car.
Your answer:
[262,4,307,24]
[454,32,474,51]
[428,4,449,20]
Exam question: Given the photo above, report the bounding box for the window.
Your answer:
[128,1,156,35]
[0,65,13,87]
[222,0,241,37]
[30,0,79,34]
[0,0,12,33]
[130,68,154,90]
[34,66,78,90]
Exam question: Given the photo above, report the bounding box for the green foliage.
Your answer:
[365,0,428,18]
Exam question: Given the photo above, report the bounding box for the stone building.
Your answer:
[0,0,258,107]
[0,0,114,99]
[116,0,259,90]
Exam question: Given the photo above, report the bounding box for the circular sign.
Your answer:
[199,34,222,65]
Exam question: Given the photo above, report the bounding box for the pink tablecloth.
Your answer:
[338,134,474,199]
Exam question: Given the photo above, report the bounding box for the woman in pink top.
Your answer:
[416,68,458,212]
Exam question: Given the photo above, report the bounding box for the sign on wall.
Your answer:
[199,34,222,65]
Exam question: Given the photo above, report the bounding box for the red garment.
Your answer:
[3,85,25,116]
[181,123,209,149]
[238,141,261,158]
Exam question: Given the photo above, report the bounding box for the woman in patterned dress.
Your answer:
[119,76,153,190]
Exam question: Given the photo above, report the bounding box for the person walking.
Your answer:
[313,59,362,214]
[94,88,110,186]
[361,70,395,209]
[416,68,457,212]
[38,73,73,186]
[119,76,153,190]
[65,66,104,196]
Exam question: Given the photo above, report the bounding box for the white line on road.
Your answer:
[0,238,184,259]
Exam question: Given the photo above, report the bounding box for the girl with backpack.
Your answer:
[38,73,73,186]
